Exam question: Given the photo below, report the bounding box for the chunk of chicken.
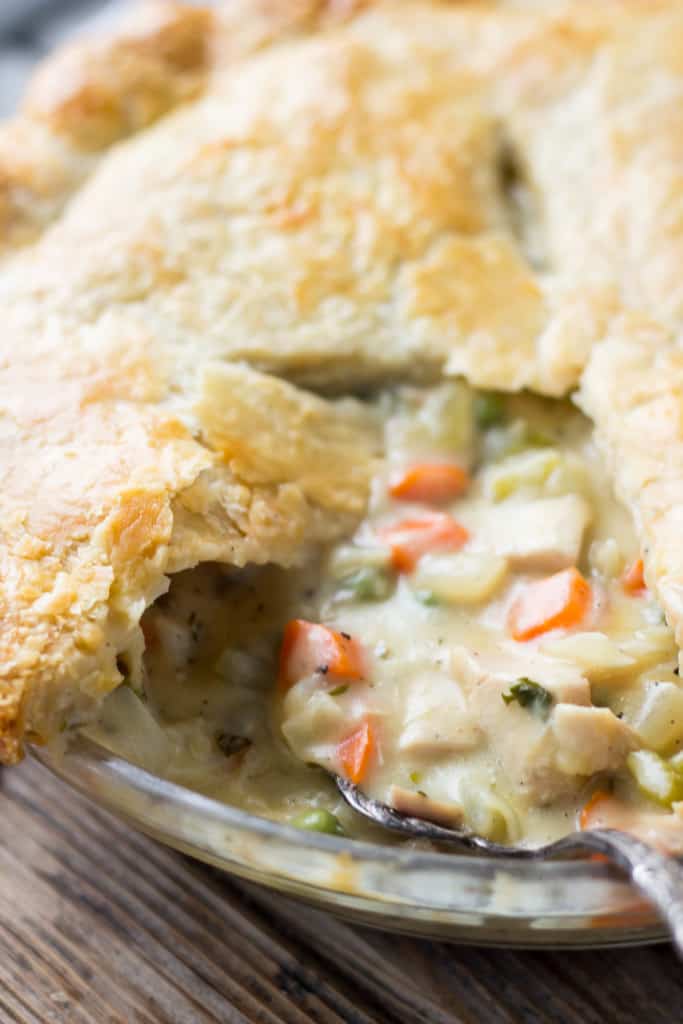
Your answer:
[550,704,640,777]
[388,785,464,828]
[468,659,638,804]
[483,494,592,572]
[468,661,590,804]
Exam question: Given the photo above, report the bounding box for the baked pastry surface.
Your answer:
[3,0,683,761]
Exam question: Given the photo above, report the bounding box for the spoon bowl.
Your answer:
[333,773,683,956]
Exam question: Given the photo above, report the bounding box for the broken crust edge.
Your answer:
[577,316,683,665]
[0,363,379,764]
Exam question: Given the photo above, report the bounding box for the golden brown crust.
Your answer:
[5,0,683,759]
[0,332,378,762]
[0,2,216,255]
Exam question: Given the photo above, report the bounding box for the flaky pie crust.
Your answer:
[3,0,683,760]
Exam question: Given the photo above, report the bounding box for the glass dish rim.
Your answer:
[33,735,669,947]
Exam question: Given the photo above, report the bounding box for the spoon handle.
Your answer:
[558,829,683,957]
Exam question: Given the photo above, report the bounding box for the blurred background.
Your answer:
[0,0,127,116]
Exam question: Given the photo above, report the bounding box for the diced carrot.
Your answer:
[622,557,646,595]
[508,567,592,642]
[389,463,469,504]
[579,789,613,830]
[337,719,376,784]
[278,619,366,692]
[377,513,470,572]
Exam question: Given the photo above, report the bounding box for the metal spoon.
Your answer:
[334,774,683,956]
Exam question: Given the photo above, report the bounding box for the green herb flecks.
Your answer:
[502,678,553,720]
[474,392,506,429]
[216,733,252,758]
[329,684,349,697]
[338,567,394,603]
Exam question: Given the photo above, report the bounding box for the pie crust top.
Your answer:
[3,0,683,761]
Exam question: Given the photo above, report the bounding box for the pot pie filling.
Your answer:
[93,383,683,851]
[5,0,683,860]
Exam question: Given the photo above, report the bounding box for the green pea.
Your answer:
[339,567,393,602]
[474,391,506,429]
[291,808,345,835]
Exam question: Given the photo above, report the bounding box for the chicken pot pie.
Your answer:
[5,0,683,851]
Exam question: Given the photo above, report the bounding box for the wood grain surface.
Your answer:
[1,758,681,1024]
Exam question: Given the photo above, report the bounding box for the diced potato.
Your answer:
[484,494,592,572]
[627,750,683,807]
[619,626,677,673]
[632,682,683,752]
[588,538,625,578]
[484,448,561,501]
[551,704,639,777]
[412,551,508,605]
[389,785,464,828]
[328,543,392,579]
[386,382,475,462]
[281,687,346,761]
[541,632,635,682]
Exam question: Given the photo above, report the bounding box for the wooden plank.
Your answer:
[1,759,682,1024]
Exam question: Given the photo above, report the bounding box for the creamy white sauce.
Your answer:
[92,384,683,849]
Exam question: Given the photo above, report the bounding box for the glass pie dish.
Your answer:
[34,735,667,948]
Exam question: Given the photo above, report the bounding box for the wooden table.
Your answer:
[1,759,681,1023]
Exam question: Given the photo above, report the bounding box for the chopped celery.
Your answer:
[482,418,554,463]
[328,544,392,580]
[485,448,561,501]
[463,787,518,843]
[542,452,592,499]
[627,750,683,806]
[474,391,506,429]
[414,589,439,606]
[413,551,508,604]
[291,808,345,835]
[337,567,394,602]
